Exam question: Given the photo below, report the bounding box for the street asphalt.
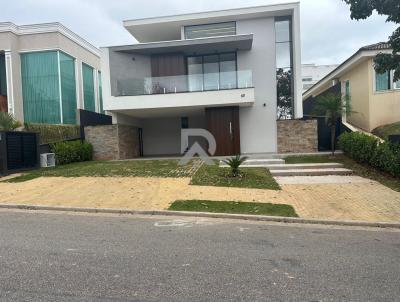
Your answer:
[0,210,399,302]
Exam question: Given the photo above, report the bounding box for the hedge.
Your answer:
[24,123,80,144]
[338,132,400,178]
[50,140,93,165]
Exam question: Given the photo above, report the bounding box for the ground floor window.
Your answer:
[375,70,391,92]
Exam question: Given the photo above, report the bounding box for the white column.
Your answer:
[4,50,14,115]
[292,5,303,119]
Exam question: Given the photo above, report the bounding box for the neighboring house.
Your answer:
[0,22,102,125]
[303,42,400,132]
[302,63,338,92]
[100,3,306,158]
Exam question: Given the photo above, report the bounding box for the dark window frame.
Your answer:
[185,51,238,91]
[184,21,237,39]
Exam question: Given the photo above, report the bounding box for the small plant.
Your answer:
[223,155,248,177]
[0,112,22,131]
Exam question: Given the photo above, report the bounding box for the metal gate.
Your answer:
[0,131,39,175]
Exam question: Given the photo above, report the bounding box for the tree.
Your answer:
[276,68,293,120]
[343,0,400,80]
[0,112,22,131]
[312,93,351,156]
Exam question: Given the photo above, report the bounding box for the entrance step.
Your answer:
[267,163,344,170]
[220,158,285,167]
[270,168,353,177]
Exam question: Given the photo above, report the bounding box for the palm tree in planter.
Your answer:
[223,155,248,177]
[312,92,352,156]
[0,112,22,131]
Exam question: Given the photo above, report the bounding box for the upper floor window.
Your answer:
[275,16,294,120]
[303,77,313,82]
[184,22,236,39]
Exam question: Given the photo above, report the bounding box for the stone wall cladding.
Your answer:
[277,120,318,153]
[117,125,140,159]
[84,124,140,160]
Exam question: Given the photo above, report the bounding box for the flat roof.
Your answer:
[123,2,298,42]
[111,34,253,55]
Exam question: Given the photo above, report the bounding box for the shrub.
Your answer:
[338,132,400,178]
[50,140,93,165]
[24,123,80,144]
[222,155,248,177]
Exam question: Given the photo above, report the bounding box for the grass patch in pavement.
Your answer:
[169,200,298,217]
[4,159,200,183]
[190,162,280,190]
[285,154,400,192]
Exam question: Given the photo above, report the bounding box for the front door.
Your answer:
[205,106,240,156]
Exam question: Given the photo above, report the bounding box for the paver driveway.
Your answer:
[0,176,399,222]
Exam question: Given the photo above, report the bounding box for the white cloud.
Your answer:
[0,0,397,65]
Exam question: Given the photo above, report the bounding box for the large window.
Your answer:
[59,52,77,124]
[0,55,7,96]
[98,71,104,113]
[21,51,79,124]
[82,63,95,112]
[184,22,236,39]
[187,53,237,92]
[21,51,61,124]
[275,16,294,120]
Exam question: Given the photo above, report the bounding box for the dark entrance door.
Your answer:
[206,106,240,156]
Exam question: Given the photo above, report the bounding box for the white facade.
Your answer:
[302,63,338,93]
[101,3,302,156]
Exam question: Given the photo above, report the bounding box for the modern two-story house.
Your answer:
[0,22,102,125]
[97,2,309,158]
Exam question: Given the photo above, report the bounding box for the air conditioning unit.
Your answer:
[40,153,56,168]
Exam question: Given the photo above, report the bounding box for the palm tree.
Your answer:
[0,112,22,131]
[312,92,352,156]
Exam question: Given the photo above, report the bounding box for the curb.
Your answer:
[0,203,399,229]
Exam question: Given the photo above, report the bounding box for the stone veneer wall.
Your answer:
[277,120,318,153]
[84,125,140,160]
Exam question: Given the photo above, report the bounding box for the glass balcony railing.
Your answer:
[115,70,253,97]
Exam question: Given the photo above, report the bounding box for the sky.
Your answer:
[1,0,397,65]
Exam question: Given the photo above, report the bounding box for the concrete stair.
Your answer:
[219,158,353,176]
[220,158,285,167]
[270,167,352,177]
[267,163,344,170]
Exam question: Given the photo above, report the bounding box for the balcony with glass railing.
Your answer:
[115,70,253,97]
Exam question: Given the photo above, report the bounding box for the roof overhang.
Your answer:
[110,34,253,55]
[303,49,393,100]
[123,2,298,42]
[0,22,100,57]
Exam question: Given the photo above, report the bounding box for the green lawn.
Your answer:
[190,162,280,190]
[4,159,201,183]
[372,122,400,140]
[169,200,298,217]
[285,154,400,192]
